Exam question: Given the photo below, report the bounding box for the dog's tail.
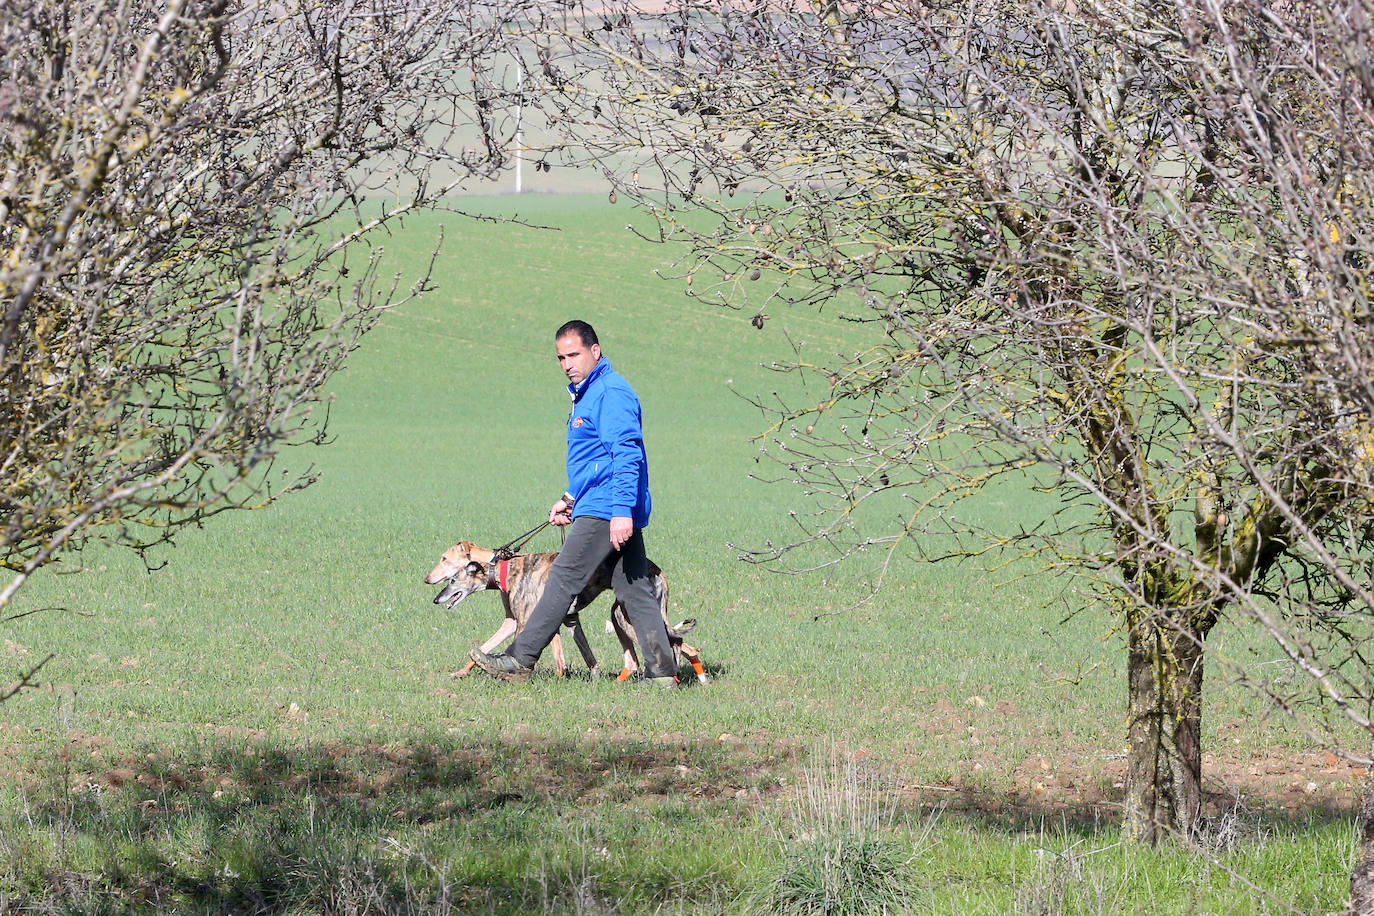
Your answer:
[668,618,697,638]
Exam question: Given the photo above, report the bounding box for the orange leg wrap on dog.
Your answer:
[616,667,635,682]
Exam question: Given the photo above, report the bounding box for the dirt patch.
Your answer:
[889,742,1363,831]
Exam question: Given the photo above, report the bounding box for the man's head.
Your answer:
[555,320,601,385]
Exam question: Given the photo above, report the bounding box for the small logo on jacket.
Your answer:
[571,416,585,427]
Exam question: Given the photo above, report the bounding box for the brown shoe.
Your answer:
[470,648,532,684]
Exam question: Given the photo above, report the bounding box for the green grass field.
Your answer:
[0,194,1361,913]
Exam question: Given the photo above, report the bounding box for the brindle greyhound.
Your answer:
[424,540,707,683]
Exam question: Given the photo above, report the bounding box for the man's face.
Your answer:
[556,333,601,385]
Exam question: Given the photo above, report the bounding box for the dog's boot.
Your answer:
[470,649,533,684]
[643,675,679,689]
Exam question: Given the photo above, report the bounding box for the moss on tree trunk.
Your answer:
[1123,610,1206,844]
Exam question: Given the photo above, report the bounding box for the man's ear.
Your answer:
[591,342,601,360]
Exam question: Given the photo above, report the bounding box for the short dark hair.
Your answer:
[555,320,599,347]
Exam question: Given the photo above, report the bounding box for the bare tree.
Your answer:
[1,3,530,620]
[516,0,1374,848]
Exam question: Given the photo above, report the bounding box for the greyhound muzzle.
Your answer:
[433,578,472,609]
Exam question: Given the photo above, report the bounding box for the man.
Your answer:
[470,320,680,687]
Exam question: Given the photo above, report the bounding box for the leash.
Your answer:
[486,519,560,594]
[492,520,552,562]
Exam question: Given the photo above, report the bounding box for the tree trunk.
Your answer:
[1123,615,1204,844]
[1350,745,1374,915]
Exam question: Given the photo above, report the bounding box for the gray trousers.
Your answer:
[507,516,677,678]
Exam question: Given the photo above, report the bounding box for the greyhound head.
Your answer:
[433,573,481,608]
[424,540,495,609]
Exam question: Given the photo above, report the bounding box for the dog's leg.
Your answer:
[616,645,640,682]
[568,616,600,677]
[680,642,708,685]
[456,618,519,679]
[551,632,567,678]
[609,599,641,681]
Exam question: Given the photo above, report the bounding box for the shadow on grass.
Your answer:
[1,733,774,914]
[456,658,729,685]
[908,776,1358,844]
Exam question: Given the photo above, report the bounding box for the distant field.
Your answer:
[0,195,1360,913]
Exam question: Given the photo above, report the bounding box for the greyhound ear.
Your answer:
[466,561,483,574]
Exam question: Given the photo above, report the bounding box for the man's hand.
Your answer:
[549,498,573,526]
[609,516,634,549]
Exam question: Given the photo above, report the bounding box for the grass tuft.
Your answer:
[755,833,915,916]
[746,749,925,915]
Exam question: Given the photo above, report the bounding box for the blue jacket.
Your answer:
[565,357,651,528]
